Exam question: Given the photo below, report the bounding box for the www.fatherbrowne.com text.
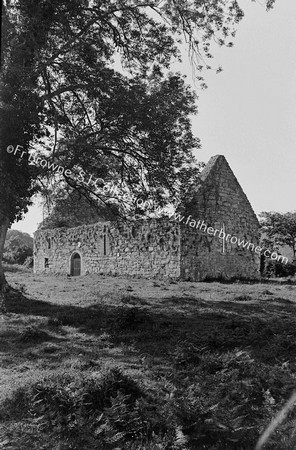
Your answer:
[6,144,289,264]
[168,211,288,265]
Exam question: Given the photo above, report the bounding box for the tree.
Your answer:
[39,187,120,229]
[39,70,203,221]
[3,230,33,265]
[0,0,276,311]
[259,211,296,260]
[4,229,33,250]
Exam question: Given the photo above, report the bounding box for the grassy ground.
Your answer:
[1,267,296,449]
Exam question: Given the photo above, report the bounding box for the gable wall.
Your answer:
[33,155,261,282]
[34,219,181,279]
[180,155,260,280]
[180,227,259,280]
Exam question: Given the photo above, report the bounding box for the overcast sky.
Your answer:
[12,0,296,236]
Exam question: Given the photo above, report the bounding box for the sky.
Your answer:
[12,0,296,236]
[190,0,296,217]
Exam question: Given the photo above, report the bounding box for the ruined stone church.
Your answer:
[34,155,260,281]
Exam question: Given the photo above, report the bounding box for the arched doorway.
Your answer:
[70,252,81,276]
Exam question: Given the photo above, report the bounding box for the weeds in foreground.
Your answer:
[3,281,296,449]
[2,352,296,449]
[1,368,178,449]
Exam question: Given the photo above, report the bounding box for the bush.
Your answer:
[3,262,32,273]
[172,350,296,449]
[4,230,33,265]
[263,260,296,278]
[4,244,33,265]
[2,356,296,449]
[23,256,34,268]
[0,367,178,449]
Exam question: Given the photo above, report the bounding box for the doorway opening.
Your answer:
[70,252,81,276]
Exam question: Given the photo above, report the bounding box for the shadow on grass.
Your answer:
[5,286,296,365]
[6,286,108,330]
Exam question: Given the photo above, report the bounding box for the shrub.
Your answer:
[264,260,296,278]
[2,357,296,449]
[0,367,178,449]
[173,341,202,368]
[4,230,33,261]
[4,245,33,265]
[81,367,145,411]
[24,256,34,268]
[172,350,296,449]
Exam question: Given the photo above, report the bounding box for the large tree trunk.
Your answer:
[0,212,9,313]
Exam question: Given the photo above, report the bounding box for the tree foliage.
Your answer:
[39,188,120,229]
[0,0,276,309]
[3,229,33,265]
[259,211,296,259]
[1,0,275,226]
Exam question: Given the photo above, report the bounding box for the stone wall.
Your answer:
[180,226,259,281]
[34,219,181,279]
[180,155,260,280]
[34,155,260,281]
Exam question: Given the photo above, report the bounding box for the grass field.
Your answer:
[1,267,296,449]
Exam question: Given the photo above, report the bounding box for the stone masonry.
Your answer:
[34,219,181,278]
[180,155,260,280]
[34,155,260,281]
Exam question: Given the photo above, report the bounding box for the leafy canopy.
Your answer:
[1,0,276,225]
[3,230,33,265]
[259,211,296,258]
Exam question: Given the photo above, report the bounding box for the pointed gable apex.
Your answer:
[191,154,259,227]
[199,154,223,182]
